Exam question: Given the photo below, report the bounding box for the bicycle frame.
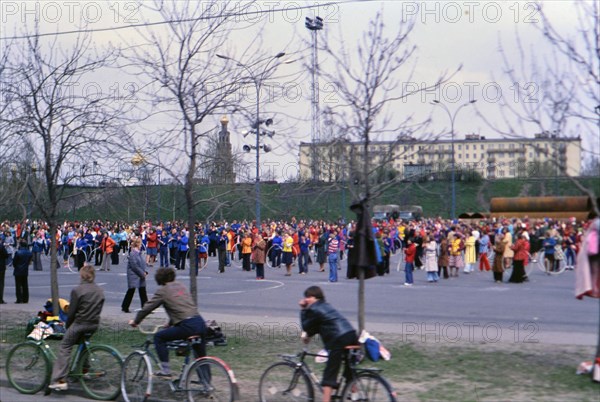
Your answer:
[281,349,379,398]
[131,330,204,393]
[37,332,103,379]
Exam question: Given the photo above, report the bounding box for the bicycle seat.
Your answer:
[345,345,362,350]
[187,335,203,345]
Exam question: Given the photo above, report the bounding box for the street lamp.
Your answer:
[216,52,292,227]
[431,99,477,220]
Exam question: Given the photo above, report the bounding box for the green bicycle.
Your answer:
[6,329,123,400]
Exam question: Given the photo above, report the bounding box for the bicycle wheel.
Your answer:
[121,351,153,402]
[78,345,123,400]
[185,357,236,402]
[341,371,397,402]
[266,245,282,269]
[258,361,314,402]
[6,341,51,394]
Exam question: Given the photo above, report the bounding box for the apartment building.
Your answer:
[298,132,581,182]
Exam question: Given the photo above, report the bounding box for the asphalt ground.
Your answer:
[1,251,598,401]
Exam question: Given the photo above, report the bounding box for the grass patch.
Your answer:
[1,317,598,401]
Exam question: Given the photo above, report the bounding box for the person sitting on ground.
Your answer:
[128,267,207,377]
[299,285,358,402]
[48,264,105,391]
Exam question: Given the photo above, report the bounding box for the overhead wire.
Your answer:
[0,0,367,41]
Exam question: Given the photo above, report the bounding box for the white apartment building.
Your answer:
[298,132,581,182]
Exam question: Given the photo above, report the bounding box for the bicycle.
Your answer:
[259,346,397,401]
[6,329,122,400]
[121,324,238,402]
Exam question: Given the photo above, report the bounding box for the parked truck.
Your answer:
[373,204,423,221]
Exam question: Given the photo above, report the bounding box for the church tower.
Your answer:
[212,115,236,184]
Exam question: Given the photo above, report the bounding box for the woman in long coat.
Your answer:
[437,237,449,279]
[463,232,477,273]
[424,236,439,282]
[492,233,505,283]
[502,229,514,271]
[316,228,327,272]
[121,237,148,313]
[509,231,530,283]
[252,234,267,280]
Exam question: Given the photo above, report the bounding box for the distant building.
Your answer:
[211,116,236,184]
[298,132,581,182]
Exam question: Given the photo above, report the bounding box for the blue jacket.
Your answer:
[13,247,33,276]
[543,237,556,255]
[178,234,189,252]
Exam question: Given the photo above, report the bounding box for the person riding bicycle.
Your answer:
[299,285,358,402]
[48,264,105,391]
[129,267,207,378]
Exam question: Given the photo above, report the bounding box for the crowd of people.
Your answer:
[0,215,595,305]
[1,215,598,401]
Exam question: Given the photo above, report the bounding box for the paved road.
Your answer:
[1,252,598,401]
[2,252,598,343]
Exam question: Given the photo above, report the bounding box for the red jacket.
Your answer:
[101,236,116,254]
[146,232,158,248]
[511,238,530,263]
[404,243,416,263]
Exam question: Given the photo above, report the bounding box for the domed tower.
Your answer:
[213,115,236,184]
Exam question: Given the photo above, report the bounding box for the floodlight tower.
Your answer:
[305,15,323,181]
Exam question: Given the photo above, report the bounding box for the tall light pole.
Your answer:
[216,52,291,228]
[305,16,323,181]
[432,99,477,220]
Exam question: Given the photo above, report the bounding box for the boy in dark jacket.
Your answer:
[299,286,358,402]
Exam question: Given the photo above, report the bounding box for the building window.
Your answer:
[498,152,504,158]
[481,144,484,149]
[509,143,515,149]
[509,152,514,158]
[466,144,469,150]
[499,144,504,149]
[466,153,469,159]
[529,152,532,158]
[473,153,477,159]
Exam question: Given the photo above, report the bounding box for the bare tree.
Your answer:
[480,1,599,214]
[0,25,125,314]
[316,11,458,332]
[125,0,259,303]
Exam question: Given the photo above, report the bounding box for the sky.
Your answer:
[1,0,596,182]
